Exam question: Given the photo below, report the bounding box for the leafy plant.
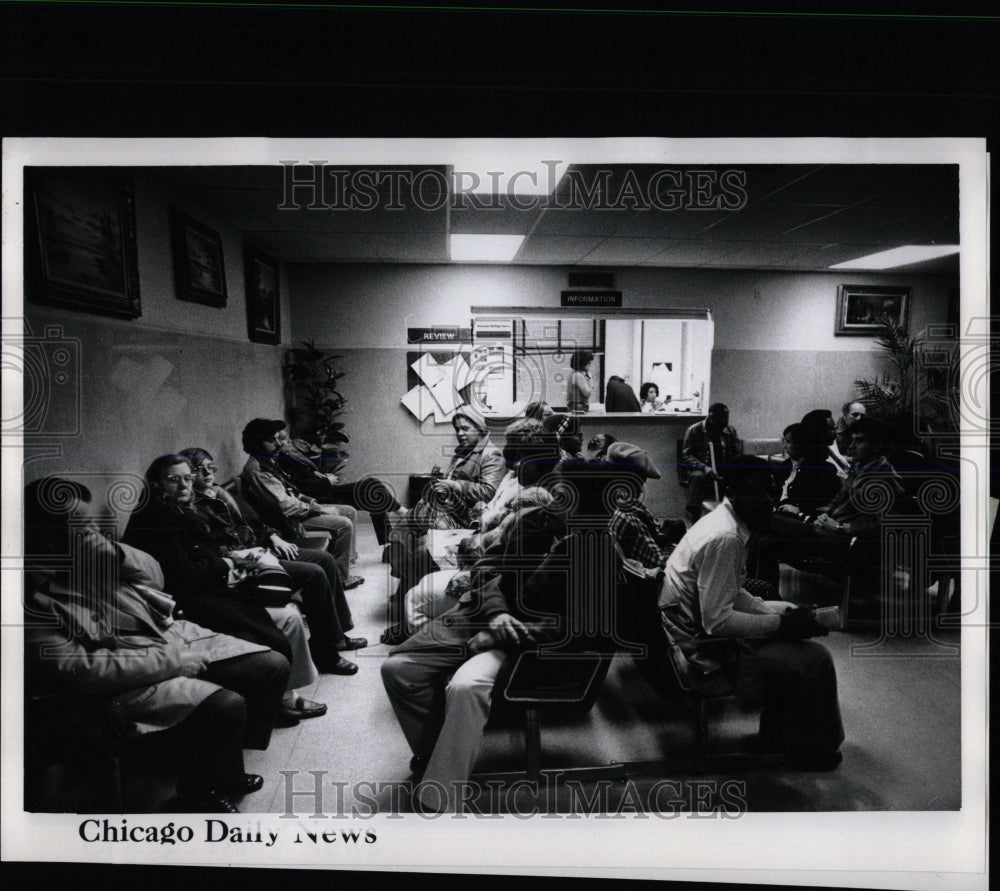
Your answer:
[285,340,349,473]
[853,316,960,444]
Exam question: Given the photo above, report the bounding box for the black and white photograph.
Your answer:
[1,136,989,888]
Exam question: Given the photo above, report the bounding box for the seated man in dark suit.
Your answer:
[772,422,843,519]
[752,417,907,589]
[24,477,291,813]
[681,402,742,520]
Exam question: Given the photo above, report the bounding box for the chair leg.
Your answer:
[524,709,541,782]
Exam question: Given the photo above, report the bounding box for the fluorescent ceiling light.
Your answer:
[451,161,568,196]
[450,234,524,262]
[830,245,959,270]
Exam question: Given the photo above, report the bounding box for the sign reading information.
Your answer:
[561,290,623,308]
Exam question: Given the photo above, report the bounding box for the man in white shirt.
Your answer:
[658,457,844,770]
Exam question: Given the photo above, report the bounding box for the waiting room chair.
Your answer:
[617,573,780,774]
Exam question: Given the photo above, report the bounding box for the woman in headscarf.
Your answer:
[381,406,505,645]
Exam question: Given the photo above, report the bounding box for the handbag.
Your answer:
[227,547,295,607]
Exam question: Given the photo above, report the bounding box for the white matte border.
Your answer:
[1,136,989,890]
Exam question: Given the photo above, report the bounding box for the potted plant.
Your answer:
[285,340,349,474]
[853,317,960,452]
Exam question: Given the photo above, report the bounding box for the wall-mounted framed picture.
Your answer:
[25,167,141,319]
[169,207,227,307]
[835,284,911,335]
[243,244,280,344]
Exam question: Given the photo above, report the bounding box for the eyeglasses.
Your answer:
[163,474,194,485]
[194,464,218,475]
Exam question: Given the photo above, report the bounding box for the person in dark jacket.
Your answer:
[605,375,641,412]
[123,455,293,663]
[381,440,616,813]
[264,421,405,547]
[179,447,364,675]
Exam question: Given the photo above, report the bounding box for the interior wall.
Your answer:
[22,172,290,522]
[289,262,956,515]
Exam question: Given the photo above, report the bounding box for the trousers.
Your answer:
[300,507,353,581]
[279,548,354,670]
[199,648,290,750]
[381,644,508,812]
[741,638,845,757]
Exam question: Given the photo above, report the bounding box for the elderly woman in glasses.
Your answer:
[123,455,331,723]
[178,447,364,675]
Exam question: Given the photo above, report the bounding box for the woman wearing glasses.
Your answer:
[178,448,364,675]
[123,455,331,723]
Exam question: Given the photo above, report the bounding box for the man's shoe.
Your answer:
[324,656,359,675]
[336,636,369,651]
[274,710,301,729]
[344,575,365,589]
[278,697,328,721]
[380,626,409,646]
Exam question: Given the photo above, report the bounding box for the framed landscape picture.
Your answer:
[169,207,228,307]
[244,243,280,344]
[835,284,911,335]
[25,167,141,319]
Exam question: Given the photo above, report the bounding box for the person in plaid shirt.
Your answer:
[606,442,673,569]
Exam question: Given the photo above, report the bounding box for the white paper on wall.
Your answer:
[401,385,436,421]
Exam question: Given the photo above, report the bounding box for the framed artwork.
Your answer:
[835,284,911,335]
[243,244,280,344]
[169,206,228,307]
[25,167,141,319]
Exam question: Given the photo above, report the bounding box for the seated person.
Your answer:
[239,418,363,590]
[404,419,558,634]
[639,382,670,413]
[382,407,506,645]
[606,442,676,570]
[180,447,364,676]
[382,433,609,812]
[605,374,641,412]
[835,400,867,455]
[681,402,742,520]
[658,458,845,770]
[772,422,842,519]
[753,417,907,589]
[24,477,292,812]
[542,412,585,461]
[123,456,328,722]
[267,421,405,548]
[583,432,617,463]
[801,408,850,475]
[523,401,554,422]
